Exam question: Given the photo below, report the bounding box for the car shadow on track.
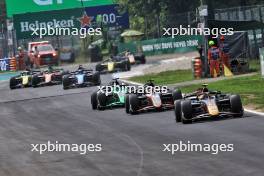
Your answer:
[180,114,250,125]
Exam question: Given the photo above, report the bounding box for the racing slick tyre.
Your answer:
[32,75,41,88]
[230,94,244,117]
[127,61,131,71]
[129,94,139,114]
[125,94,130,114]
[9,77,17,90]
[181,100,193,124]
[172,89,183,101]
[91,92,98,110]
[140,55,146,64]
[95,64,102,72]
[93,72,101,86]
[97,92,107,110]
[62,75,71,90]
[174,100,182,123]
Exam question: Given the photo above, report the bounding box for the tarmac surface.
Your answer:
[0,62,264,176]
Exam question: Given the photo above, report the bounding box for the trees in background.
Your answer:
[116,0,264,38]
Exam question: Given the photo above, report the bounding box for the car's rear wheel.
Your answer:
[172,89,183,101]
[141,55,146,64]
[95,64,102,72]
[91,92,98,110]
[181,100,193,124]
[125,94,130,114]
[62,75,71,90]
[230,94,243,117]
[127,61,131,71]
[174,100,182,123]
[32,75,40,88]
[129,94,139,114]
[9,77,17,90]
[93,72,101,86]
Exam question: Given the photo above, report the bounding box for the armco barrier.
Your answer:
[0,58,17,71]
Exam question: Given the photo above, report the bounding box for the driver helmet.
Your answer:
[208,40,215,47]
[78,65,84,70]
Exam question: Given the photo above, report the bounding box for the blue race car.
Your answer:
[62,66,101,90]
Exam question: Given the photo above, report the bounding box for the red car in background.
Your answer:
[28,41,58,68]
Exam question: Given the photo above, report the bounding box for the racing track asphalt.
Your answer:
[0,72,264,176]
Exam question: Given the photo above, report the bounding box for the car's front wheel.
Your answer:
[174,100,182,123]
[230,94,243,117]
[125,94,130,114]
[97,92,107,110]
[181,100,193,124]
[91,92,98,110]
[129,94,139,115]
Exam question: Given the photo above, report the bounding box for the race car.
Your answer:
[119,52,146,65]
[174,84,244,124]
[91,78,127,110]
[32,67,67,88]
[9,70,40,89]
[95,56,131,73]
[125,80,182,114]
[62,66,101,90]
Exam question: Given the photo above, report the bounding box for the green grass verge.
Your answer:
[129,59,260,85]
[129,69,193,85]
[249,59,261,72]
[180,74,264,110]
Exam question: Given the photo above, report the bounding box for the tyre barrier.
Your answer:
[9,57,17,71]
[193,57,202,79]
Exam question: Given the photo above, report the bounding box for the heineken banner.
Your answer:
[13,4,129,40]
[6,0,113,17]
[118,35,203,56]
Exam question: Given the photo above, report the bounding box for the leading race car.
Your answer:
[125,80,182,114]
[95,56,131,73]
[119,52,146,65]
[91,78,127,110]
[9,70,40,89]
[62,66,101,90]
[32,66,67,88]
[174,84,244,124]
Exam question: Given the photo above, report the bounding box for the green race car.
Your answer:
[91,78,127,110]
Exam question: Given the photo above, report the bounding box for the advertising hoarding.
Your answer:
[6,0,113,17]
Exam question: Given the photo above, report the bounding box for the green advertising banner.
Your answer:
[6,0,113,17]
[118,35,203,56]
[13,8,83,40]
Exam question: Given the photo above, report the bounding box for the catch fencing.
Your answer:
[214,4,264,58]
